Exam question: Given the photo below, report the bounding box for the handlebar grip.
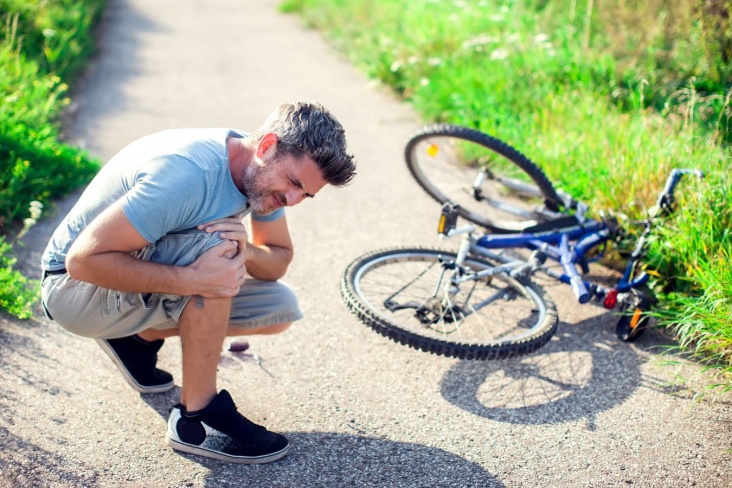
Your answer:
[561,263,590,303]
[570,276,590,304]
[558,233,590,304]
[561,257,590,304]
[657,168,705,210]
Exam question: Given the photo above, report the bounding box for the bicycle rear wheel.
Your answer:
[406,124,561,232]
[341,247,558,360]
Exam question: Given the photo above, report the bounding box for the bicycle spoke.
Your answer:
[405,126,560,232]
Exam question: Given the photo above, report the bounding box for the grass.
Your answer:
[281,0,732,390]
[0,1,104,319]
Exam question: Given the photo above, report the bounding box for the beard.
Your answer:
[241,160,285,216]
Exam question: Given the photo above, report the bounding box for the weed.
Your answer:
[284,0,732,383]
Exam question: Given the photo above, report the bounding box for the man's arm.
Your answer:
[245,215,294,281]
[66,201,246,298]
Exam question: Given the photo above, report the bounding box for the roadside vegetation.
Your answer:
[0,0,104,318]
[281,0,732,390]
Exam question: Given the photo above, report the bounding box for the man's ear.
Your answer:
[256,132,278,159]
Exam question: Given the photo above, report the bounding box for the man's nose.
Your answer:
[285,189,305,206]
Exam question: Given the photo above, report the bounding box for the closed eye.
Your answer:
[290,178,315,199]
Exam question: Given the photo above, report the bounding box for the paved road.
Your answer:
[2,0,730,486]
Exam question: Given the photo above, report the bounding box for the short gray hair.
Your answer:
[251,101,356,186]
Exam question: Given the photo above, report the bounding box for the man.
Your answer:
[40,101,356,464]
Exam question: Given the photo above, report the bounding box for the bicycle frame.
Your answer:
[440,169,704,307]
[392,255,549,326]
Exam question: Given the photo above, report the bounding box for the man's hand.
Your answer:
[198,214,295,282]
[199,217,249,257]
[187,240,247,298]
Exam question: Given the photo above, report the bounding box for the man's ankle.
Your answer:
[181,391,218,412]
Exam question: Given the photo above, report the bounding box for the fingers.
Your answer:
[199,217,246,232]
[218,239,238,256]
[230,246,247,264]
[200,219,249,253]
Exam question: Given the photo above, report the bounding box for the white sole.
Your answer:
[96,339,174,394]
[167,437,290,464]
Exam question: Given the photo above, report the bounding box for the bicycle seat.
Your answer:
[521,215,582,235]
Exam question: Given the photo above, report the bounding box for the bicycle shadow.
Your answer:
[439,313,676,430]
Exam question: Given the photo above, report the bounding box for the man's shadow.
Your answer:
[141,390,502,488]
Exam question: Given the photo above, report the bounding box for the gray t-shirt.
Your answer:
[42,128,283,271]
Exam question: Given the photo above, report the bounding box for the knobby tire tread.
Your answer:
[341,246,559,360]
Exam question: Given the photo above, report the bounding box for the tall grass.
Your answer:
[282,0,732,387]
[1,1,104,319]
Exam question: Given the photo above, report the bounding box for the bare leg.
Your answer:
[177,296,231,411]
[138,321,292,341]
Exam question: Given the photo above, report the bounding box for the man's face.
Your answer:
[242,150,327,216]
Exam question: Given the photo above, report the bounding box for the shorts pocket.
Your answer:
[101,289,141,318]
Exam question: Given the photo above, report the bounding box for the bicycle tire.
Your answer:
[341,247,559,360]
[405,124,561,233]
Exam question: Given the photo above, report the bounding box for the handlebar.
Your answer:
[656,168,705,214]
[558,234,590,303]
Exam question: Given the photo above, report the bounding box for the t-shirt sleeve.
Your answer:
[121,156,206,243]
[251,208,285,222]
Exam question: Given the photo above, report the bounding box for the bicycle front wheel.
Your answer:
[341,247,558,360]
[406,124,561,232]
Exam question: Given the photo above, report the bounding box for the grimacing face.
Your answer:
[242,151,327,215]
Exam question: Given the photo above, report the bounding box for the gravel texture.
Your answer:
[2,0,731,486]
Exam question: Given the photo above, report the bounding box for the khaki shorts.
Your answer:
[41,229,303,339]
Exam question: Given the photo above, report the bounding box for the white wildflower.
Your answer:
[461,34,499,49]
[29,201,44,220]
[490,48,509,60]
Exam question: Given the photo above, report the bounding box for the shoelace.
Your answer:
[225,408,268,436]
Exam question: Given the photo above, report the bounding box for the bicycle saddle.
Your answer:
[521,215,582,234]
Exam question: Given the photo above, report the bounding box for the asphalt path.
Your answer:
[2,0,731,486]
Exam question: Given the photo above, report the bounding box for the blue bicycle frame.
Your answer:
[442,169,703,306]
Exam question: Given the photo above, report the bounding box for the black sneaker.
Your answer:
[166,389,290,464]
[96,335,174,393]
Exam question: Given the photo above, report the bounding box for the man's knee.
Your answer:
[229,280,303,326]
[149,229,230,267]
[228,321,293,336]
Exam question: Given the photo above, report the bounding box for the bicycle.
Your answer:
[341,124,704,360]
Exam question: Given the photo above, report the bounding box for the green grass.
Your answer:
[282,0,732,389]
[1,0,105,319]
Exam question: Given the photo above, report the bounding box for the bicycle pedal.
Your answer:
[438,203,459,236]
